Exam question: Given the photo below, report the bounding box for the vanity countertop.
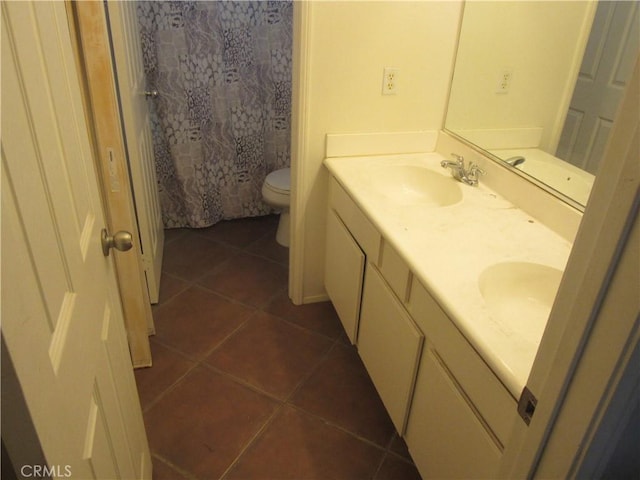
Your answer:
[325,152,573,398]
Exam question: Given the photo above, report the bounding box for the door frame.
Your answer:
[106,0,165,305]
[499,56,639,478]
[289,1,312,305]
[66,1,153,367]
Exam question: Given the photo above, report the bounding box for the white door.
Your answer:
[557,1,639,174]
[107,1,165,304]
[1,2,151,478]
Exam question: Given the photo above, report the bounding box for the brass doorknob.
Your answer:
[101,229,133,257]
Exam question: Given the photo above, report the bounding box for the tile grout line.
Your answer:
[282,338,342,405]
[142,219,421,478]
[138,361,201,414]
[217,403,285,480]
[193,279,287,313]
[189,219,286,264]
[194,310,258,362]
[197,322,340,406]
[156,220,287,317]
[284,402,392,456]
[282,337,397,452]
[197,361,285,405]
[199,337,397,478]
[372,451,390,480]
[151,453,200,480]
[216,338,387,479]
[138,308,255,413]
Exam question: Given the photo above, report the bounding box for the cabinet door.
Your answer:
[409,280,517,445]
[406,349,502,479]
[358,266,423,434]
[324,209,365,343]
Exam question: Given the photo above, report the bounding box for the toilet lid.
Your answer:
[265,168,290,194]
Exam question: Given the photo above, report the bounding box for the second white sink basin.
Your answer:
[367,165,462,206]
[479,262,563,338]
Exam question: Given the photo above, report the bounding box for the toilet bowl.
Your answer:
[262,167,290,247]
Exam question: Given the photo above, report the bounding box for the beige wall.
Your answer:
[292,1,462,303]
[446,1,593,151]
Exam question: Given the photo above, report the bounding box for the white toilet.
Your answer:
[262,167,291,247]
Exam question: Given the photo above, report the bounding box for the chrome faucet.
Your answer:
[440,153,485,186]
[504,155,526,167]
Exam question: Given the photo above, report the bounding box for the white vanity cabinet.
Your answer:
[405,280,516,479]
[324,209,364,343]
[324,179,380,344]
[324,174,517,479]
[326,177,423,433]
[358,264,423,434]
[407,280,518,448]
[405,348,502,479]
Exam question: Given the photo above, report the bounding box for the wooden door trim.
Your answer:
[106,0,165,305]
[67,1,152,367]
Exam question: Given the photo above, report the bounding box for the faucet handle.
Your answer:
[468,162,485,178]
[450,153,465,165]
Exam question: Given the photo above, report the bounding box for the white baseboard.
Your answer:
[301,293,330,305]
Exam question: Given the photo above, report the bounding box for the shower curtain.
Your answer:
[137,1,292,228]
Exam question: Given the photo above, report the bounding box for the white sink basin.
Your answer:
[367,165,462,206]
[478,262,563,338]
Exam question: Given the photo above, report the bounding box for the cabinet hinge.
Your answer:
[518,386,537,425]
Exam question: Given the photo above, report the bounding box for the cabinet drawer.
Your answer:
[409,280,517,446]
[380,239,411,302]
[358,265,423,434]
[324,209,365,344]
[329,178,380,260]
[406,348,501,479]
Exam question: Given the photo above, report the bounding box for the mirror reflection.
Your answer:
[446,1,639,208]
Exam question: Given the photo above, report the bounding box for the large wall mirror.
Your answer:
[445,1,639,210]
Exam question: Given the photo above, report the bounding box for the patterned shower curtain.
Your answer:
[137,1,292,228]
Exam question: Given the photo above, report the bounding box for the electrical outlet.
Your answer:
[495,69,513,94]
[382,67,399,95]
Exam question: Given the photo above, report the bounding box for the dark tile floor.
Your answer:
[134,215,422,480]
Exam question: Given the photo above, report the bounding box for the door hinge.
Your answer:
[518,386,537,425]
